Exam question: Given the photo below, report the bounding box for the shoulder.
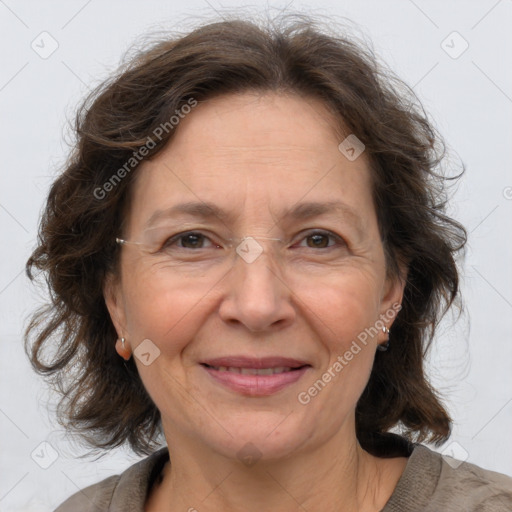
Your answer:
[54,474,119,512]
[384,440,512,512]
[54,447,169,512]
[432,445,512,511]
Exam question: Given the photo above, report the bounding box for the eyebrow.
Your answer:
[145,200,365,235]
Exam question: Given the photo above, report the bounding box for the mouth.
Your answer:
[199,357,311,396]
[201,364,305,375]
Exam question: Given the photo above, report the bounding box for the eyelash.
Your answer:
[162,230,347,251]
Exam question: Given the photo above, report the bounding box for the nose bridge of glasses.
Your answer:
[230,236,284,265]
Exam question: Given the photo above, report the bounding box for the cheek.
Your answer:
[296,267,382,344]
[121,264,214,356]
[295,270,381,399]
[121,270,212,415]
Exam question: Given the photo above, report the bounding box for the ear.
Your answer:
[379,260,408,327]
[103,272,131,359]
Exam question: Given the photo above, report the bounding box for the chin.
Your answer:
[193,411,315,464]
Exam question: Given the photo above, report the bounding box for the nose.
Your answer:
[218,240,296,333]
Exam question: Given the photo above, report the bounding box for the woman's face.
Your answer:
[106,92,406,461]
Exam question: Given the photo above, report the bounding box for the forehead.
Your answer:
[160,92,350,165]
[126,92,376,233]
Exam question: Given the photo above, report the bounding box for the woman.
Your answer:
[25,13,512,512]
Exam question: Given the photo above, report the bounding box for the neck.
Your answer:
[147,421,404,512]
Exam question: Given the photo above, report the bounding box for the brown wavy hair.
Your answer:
[25,12,467,455]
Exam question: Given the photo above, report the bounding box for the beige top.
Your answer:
[55,434,512,511]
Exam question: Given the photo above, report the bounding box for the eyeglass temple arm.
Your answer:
[116,236,283,245]
[116,237,142,246]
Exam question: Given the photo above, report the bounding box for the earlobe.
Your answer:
[103,272,128,344]
[381,262,408,326]
[115,337,132,360]
[377,271,406,351]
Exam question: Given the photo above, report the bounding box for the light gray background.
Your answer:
[1,1,511,510]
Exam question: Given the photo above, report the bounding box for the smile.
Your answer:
[200,363,310,395]
[204,365,298,375]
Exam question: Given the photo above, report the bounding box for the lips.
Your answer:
[200,356,310,370]
[200,356,311,396]
[205,366,295,375]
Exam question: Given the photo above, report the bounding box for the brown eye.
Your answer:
[306,233,330,248]
[179,233,207,249]
[297,230,346,250]
[162,231,218,250]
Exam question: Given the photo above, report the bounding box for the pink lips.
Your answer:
[200,356,311,396]
[202,356,309,369]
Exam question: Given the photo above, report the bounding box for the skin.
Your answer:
[105,91,409,512]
